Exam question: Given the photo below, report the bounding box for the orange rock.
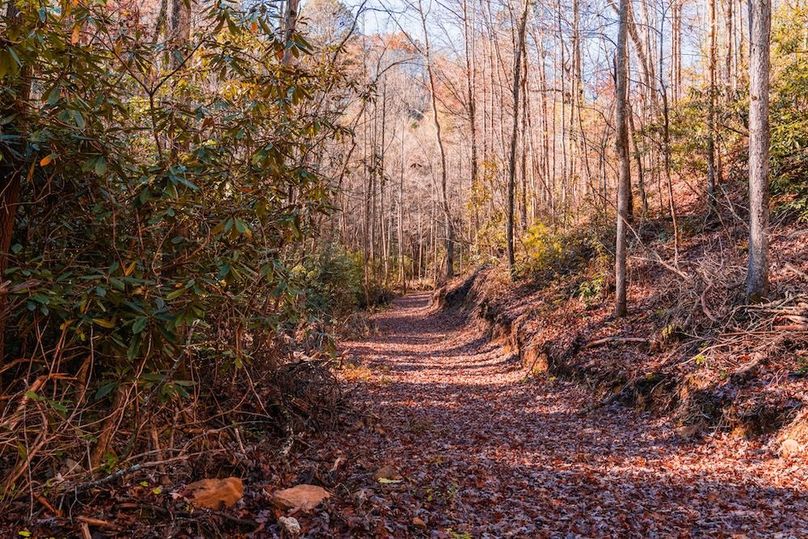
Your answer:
[780,438,801,458]
[271,484,331,512]
[183,477,243,510]
[412,516,427,529]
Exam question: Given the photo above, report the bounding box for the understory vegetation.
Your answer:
[0,0,806,534]
[0,0,378,504]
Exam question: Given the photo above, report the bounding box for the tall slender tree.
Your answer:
[462,0,480,243]
[417,0,454,279]
[506,0,531,273]
[745,0,771,300]
[707,0,719,215]
[615,0,631,317]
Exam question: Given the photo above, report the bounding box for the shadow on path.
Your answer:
[331,292,808,536]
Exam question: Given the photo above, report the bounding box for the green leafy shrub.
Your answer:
[517,223,564,276]
[0,0,359,490]
[516,222,610,282]
[299,245,365,316]
[578,275,606,306]
[770,3,808,222]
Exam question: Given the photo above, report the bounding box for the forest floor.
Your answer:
[16,291,807,537]
[307,292,808,537]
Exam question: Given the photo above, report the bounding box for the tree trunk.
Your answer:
[628,103,648,218]
[608,0,658,113]
[506,0,531,274]
[398,123,406,291]
[745,0,771,300]
[615,0,631,317]
[707,0,719,216]
[282,0,301,66]
[0,1,32,357]
[170,0,191,69]
[520,46,529,230]
[462,0,480,243]
[417,0,454,279]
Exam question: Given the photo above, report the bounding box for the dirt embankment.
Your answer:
[434,264,808,452]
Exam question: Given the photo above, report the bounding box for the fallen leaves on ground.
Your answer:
[314,293,808,536]
[8,293,807,537]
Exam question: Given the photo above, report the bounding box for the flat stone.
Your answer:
[272,484,331,512]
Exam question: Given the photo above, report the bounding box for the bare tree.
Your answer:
[506,0,531,273]
[615,0,631,317]
[745,0,771,300]
[462,0,480,242]
[417,0,455,279]
[707,0,718,215]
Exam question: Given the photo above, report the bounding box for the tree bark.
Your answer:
[745,0,770,300]
[615,0,631,317]
[282,0,301,66]
[170,0,191,67]
[398,123,406,291]
[0,1,33,357]
[506,0,530,274]
[462,0,480,243]
[707,0,719,216]
[417,0,454,280]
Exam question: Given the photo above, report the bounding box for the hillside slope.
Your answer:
[435,218,808,451]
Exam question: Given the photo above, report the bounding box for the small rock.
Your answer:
[58,458,84,478]
[780,438,801,458]
[278,516,301,537]
[272,484,331,512]
[373,464,401,481]
[352,487,373,504]
[183,477,243,510]
[676,425,701,439]
[412,516,427,529]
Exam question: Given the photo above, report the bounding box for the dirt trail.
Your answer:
[325,293,807,536]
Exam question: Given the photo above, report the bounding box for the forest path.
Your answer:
[326,293,807,536]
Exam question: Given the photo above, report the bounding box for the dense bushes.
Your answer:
[0,2,360,494]
[515,222,611,282]
[297,245,366,316]
[770,2,808,222]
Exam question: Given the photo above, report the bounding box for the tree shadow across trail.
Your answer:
[333,293,808,536]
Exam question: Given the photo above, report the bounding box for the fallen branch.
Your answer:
[60,463,142,498]
[77,516,115,528]
[130,501,259,530]
[37,495,62,517]
[784,263,807,280]
[585,337,649,349]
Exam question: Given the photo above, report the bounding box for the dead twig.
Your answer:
[76,515,116,528]
[585,337,649,348]
[36,495,62,517]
